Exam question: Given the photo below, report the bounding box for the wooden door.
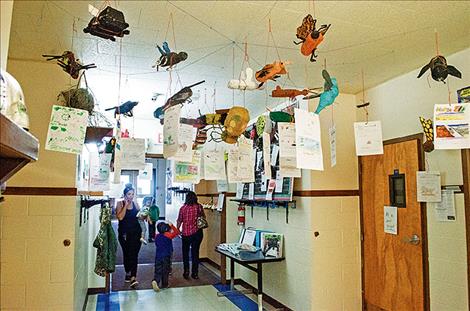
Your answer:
[360,134,428,311]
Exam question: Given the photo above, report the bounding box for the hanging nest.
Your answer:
[58,87,95,114]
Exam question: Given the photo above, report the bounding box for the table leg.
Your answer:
[257,263,263,311]
[230,258,235,291]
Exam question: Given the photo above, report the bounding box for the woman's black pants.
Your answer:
[118,231,142,277]
[182,229,203,275]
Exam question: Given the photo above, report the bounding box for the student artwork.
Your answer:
[271,85,322,100]
[116,138,146,170]
[255,61,289,88]
[457,87,470,103]
[417,55,461,83]
[433,103,470,150]
[152,42,188,71]
[221,106,250,144]
[269,111,294,123]
[314,70,339,114]
[153,80,205,119]
[105,101,138,118]
[45,105,89,154]
[255,115,272,136]
[228,67,258,90]
[419,117,435,152]
[42,51,96,79]
[83,6,130,41]
[260,232,283,258]
[0,70,29,130]
[295,108,324,171]
[294,14,331,62]
[173,150,201,184]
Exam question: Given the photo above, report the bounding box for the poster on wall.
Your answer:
[204,150,226,180]
[329,123,337,167]
[433,103,470,149]
[384,206,398,235]
[416,171,441,202]
[294,108,324,171]
[45,105,89,154]
[118,138,146,170]
[353,121,384,156]
[171,123,194,162]
[163,105,181,158]
[429,189,456,222]
[89,152,111,191]
[227,148,241,183]
[173,150,201,184]
[139,163,153,180]
[278,122,301,177]
[237,136,255,183]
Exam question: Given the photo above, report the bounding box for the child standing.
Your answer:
[152,222,180,291]
[136,197,153,245]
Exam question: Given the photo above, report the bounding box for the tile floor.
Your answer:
[86,285,271,311]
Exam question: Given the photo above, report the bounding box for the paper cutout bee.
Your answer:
[419,117,434,153]
[294,14,331,62]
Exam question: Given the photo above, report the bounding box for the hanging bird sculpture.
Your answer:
[105,101,138,117]
[294,14,330,62]
[153,42,188,71]
[42,51,96,79]
[153,80,205,119]
[255,61,289,88]
[417,55,461,83]
[314,70,339,114]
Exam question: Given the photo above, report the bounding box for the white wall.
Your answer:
[0,0,14,70]
[360,47,470,311]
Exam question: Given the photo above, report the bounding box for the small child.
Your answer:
[136,197,154,245]
[152,221,180,292]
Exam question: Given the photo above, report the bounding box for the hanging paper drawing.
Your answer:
[153,42,188,71]
[105,101,138,118]
[153,80,205,119]
[83,6,130,41]
[42,51,96,79]
[419,117,435,152]
[45,105,89,154]
[255,61,289,88]
[417,55,461,83]
[294,14,330,62]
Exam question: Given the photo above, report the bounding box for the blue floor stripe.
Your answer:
[96,292,120,311]
[213,284,259,311]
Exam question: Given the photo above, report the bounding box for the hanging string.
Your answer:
[361,69,369,124]
[435,29,440,56]
[312,0,317,19]
[232,45,235,107]
[447,79,452,105]
[264,19,271,64]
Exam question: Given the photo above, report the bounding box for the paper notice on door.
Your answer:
[430,189,456,221]
[416,171,441,202]
[329,123,337,167]
[354,121,384,156]
[384,206,398,235]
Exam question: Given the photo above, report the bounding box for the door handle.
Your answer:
[402,234,420,245]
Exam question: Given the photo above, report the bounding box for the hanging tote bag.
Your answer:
[196,204,208,229]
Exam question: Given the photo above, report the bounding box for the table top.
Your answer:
[215,247,285,264]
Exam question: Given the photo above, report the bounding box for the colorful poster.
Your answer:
[237,136,255,183]
[171,123,194,162]
[294,108,324,171]
[278,122,301,177]
[163,105,181,158]
[45,105,89,154]
[416,171,441,202]
[118,138,146,170]
[173,150,201,184]
[353,121,384,156]
[262,132,271,178]
[433,103,470,149]
[204,150,226,180]
[89,152,111,191]
[329,123,337,167]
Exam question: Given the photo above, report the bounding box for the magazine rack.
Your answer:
[230,199,296,224]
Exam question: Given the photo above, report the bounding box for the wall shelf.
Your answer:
[230,199,296,224]
[0,113,39,184]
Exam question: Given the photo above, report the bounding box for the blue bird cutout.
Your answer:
[314,77,338,114]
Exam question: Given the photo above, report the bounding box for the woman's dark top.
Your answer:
[118,202,141,235]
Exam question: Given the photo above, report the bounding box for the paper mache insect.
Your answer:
[153,42,188,71]
[294,14,331,62]
[153,80,205,119]
[42,51,96,79]
[419,117,434,153]
[228,67,258,90]
[105,101,138,117]
[255,61,290,88]
[83,6,130,41]
[417,55,461,83]
[314,70,339,114]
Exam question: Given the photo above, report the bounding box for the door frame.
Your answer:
[358,133,429,311]
[461,149,470,311]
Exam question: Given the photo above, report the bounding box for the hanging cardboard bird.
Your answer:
[105,101,138,117]
[294,14,330,62]
[255,61,290,88]
[83,6,130,41]
[314,70,339,114]
[42,51,96,79]
[417,55,462,83]
[153,80,205,119]
[153,42,188,71]
[271,85,322,100]
[419,117,434,152]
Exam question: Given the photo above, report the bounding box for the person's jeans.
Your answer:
[182,229,203,275]
[148,222,156,241]
[118,231,142,277]
[154,256,171,288]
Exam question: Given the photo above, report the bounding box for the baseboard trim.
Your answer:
[200,257,221,270]
[87,287,107,295]
[227,278,293,311]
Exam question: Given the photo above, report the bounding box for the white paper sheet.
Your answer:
[271,144,279,167]
[241,229,257,245]
[248,183,254,200]
[237,136,255,183]
[430,190,456,221]
[416,171,441,202]
[227,148,241,183]
[171,123,194,162]
[262,133,271,178]
[329,123,337,167]
[139,163,153,180]
[354,121,384,156]
[117,138,146,170]
[173,150,201,184]
[260,174,268,191]
[204,150,227,180]
[45,105,89,154]
[278,123,301,177]
[384,206,398,235]
[217,193,225,212]
[216,179,228,192]
[235,183,244,199]
[434,103,470,149]
[163,105,181,158]
[294,108,324,171]
[89,152,111,191]
[275,170,283,193]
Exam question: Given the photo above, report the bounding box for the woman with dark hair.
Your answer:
[116,183,142,288]
[177,191,205,279]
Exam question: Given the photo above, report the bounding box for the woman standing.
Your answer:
[116,184,142,288]
[177,191,205,280]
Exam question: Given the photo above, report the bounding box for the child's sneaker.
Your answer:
[130,277,139,289]
[151,280,160,292]
[140,237,148,245]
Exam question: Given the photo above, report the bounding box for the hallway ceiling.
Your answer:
[8,1,470,118]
